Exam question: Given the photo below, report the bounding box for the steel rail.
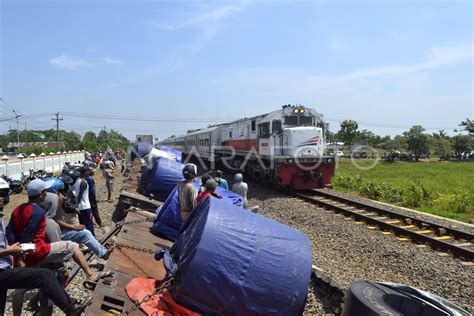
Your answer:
[296,191,474,261]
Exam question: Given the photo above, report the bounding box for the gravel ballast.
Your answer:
[244,181,473,314]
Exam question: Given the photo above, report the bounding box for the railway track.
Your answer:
[295,189,474,262]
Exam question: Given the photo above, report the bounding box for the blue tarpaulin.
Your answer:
[138,157,185,201]
[168,197,312,315]
[160,146,184,162]
[152,181,244,241]
[132,141,153,160]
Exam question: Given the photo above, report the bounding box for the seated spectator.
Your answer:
[55,175,109,259]
[0,178,85,316]
[6,179,106,281]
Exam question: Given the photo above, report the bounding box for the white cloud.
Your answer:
[155,2,249,30]
[207,43,473,135]
[49,55,90,70]
[104,56,122,64]
[331,44,473,82]
[152,1,250,53]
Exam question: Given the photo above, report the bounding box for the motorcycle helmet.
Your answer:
[0,178,11,205]
[66,169,81,182]
[182,163,197,179]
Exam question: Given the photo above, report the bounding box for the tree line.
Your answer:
[329,118,474,160]
[0,129,130,154]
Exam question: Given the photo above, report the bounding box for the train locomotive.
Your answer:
[161,104,336,189]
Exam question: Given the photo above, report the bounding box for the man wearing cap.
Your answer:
[6,179,102,278]
[0,179,86,315]
[196,179,223,205]
[74,166,95,236]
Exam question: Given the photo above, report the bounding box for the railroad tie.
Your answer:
[434,236,452,241]
[415,230,434,235]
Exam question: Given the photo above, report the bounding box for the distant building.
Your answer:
[7,141,65,152]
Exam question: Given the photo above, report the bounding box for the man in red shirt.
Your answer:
[0,178,85,315]
[6,179,104,314]
[196,179,222,205]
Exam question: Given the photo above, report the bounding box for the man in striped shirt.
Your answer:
[0,179,83,315]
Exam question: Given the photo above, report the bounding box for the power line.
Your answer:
[61,112,238,123]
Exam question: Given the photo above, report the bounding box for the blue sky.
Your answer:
[0,0,472,140]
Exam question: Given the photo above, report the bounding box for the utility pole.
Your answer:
[12,110,21,154]
[52,112,63,152]
[104,125,107,147]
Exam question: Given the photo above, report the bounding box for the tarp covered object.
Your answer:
[146,148,177,165]
[132,141,153,159]
[168,197,312,315]
[139,157,185,201]
[152,181,244,241]
[160,146,184,163]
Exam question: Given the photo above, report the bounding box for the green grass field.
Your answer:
[333,159,474,223]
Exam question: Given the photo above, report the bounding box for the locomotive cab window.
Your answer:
[284,116,298,125]
[258,122,270,138]
[272,119,282,133]
[300,116,313,126]
[251,120,256,131]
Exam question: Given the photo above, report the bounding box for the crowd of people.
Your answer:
[178,164,249,221]
[0,151,120,315]
[0,154,248,315]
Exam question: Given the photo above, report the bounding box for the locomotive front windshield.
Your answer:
[284,115,314,126]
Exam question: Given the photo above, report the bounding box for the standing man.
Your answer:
[74,166,95,237]
[87,168,103,227]
[101,160,115,202]
[232,173,249,209]
[214,170,229,190]
[178,164,198,222]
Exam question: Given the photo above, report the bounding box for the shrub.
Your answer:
[403,181,433,208]
[450,192,472,214]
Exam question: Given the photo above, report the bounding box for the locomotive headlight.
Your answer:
[299,108,305,114]
[293,108,299,114]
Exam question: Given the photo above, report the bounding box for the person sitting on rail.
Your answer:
[74,166,96,237]
[199,173,213,193]
[232,173,249,209]
[0,179,86,316]
[5,179,105,281]
[39,189,63,244]
[55,174,110,259]
[214,170,229,190]
[196,179,223,205]
[178,164,198,222]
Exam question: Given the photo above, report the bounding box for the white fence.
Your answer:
[0,152,85,180]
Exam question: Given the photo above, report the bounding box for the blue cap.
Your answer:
[27,179,52,197]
